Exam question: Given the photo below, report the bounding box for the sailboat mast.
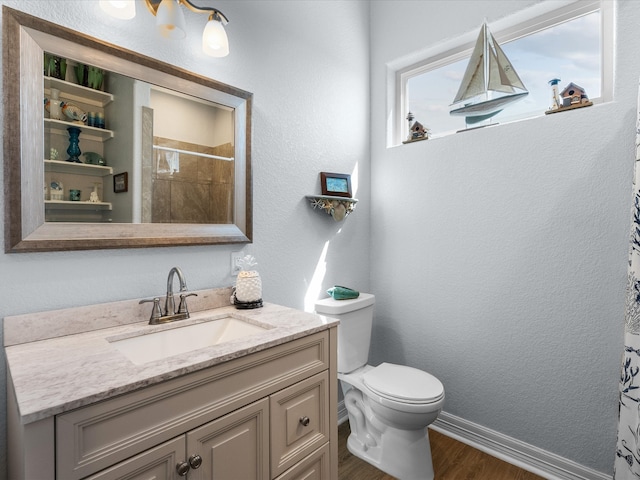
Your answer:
[482,22,489,102]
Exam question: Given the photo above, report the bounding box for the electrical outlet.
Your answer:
[231,252,242,275]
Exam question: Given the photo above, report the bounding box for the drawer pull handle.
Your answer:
[299,416,310,427]
[176,461,190,476]
[189,454,203,469]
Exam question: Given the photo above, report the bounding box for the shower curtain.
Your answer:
[615,82,640,478]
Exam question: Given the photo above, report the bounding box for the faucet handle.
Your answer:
[139,297,162,324]
[177,293,198,316]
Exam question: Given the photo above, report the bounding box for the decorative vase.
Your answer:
[66,127,82,163]
[74,63,87,86]
[235,270,262,302]
[45,54,66,80]
[87,66,104,90]
[47,88,63,120]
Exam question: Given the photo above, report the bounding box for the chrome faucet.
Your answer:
[165,266,188,316]
[139,267,197,325]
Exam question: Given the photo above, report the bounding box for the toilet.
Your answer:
[315,293,444,480]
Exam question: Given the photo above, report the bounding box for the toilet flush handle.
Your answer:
[299,416,310,427]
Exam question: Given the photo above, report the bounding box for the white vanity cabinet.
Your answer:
[7,328,338,480]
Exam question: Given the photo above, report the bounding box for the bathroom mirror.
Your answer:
[3,7,252,252]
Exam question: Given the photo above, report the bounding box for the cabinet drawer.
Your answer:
[274,444,330,480]
[270,371,329,477]
[56,331,329,480]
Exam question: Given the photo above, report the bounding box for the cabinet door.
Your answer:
[85,436,185,480]
[186,398,269,480]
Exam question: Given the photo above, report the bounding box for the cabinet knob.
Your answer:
[189,454,203,469]
[299,416,310,427]
[176,461,190,476]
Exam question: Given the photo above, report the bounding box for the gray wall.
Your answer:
[0,1,371,478]
[369,0,631,475]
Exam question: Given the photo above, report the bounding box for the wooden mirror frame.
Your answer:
[3,7,252,253]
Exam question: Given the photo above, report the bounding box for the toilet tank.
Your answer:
[315,293,375,373]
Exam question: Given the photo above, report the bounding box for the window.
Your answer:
[395,0,612,142]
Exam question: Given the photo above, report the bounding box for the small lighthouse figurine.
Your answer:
[548,78,562,111]
[406,111,415,137]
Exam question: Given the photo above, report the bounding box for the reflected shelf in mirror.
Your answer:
[45,200,112,210]
[45,119,114,142]
[44,76,114,107]
[44,160,113,176]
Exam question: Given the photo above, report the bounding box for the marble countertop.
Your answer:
[5,295,338,425]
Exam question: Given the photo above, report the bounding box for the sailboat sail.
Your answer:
[492,38,526,92]
[453,26,486,103]
[450,22,528,120]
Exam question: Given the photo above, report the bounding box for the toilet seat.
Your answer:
[363,363,444,405]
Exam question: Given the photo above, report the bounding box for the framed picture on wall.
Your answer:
[320,172,352,198]
[113,172,128,193]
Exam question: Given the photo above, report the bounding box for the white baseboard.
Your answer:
[337,401,611,480]
[431,412,611,480]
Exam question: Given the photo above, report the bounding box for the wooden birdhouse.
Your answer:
[560,82,588,106]
[545,81,593,115]
[409,121,429,140]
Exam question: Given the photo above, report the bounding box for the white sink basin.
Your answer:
[110,315,271,365]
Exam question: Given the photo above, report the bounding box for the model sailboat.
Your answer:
[450,22,528,124]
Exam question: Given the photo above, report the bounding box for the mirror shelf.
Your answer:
[44,160,113,176]
[44,76,114,107]
[45,201,112,211]
[4,7,253,252]
[45,119,115,142]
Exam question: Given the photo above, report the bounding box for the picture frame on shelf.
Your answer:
[113,172,128,193]
[320,172,352,198]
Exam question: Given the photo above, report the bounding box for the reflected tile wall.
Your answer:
[151,137,235,224]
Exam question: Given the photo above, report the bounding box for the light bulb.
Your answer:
[99,0,136,20]
[202,16,229,57]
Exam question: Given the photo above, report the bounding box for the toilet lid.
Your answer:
[363,363,444,403]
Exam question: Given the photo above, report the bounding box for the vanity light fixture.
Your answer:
[99,0,230,57]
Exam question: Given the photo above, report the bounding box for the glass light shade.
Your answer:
[99,0,136,20]
[202,17,229,57]
[156,0,187,39]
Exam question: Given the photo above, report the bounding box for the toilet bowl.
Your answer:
[315,293,444,480]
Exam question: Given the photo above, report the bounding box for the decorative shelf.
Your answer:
[45,200,112,211]
[45,159,113,176]
[44,76,113,108]
[305,195,358,221]
[45,118,114,142]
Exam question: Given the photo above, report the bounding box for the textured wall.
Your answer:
[369,0,631,475]
[0,1,371,478]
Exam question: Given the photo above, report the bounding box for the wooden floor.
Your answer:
[338,421,544,480]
